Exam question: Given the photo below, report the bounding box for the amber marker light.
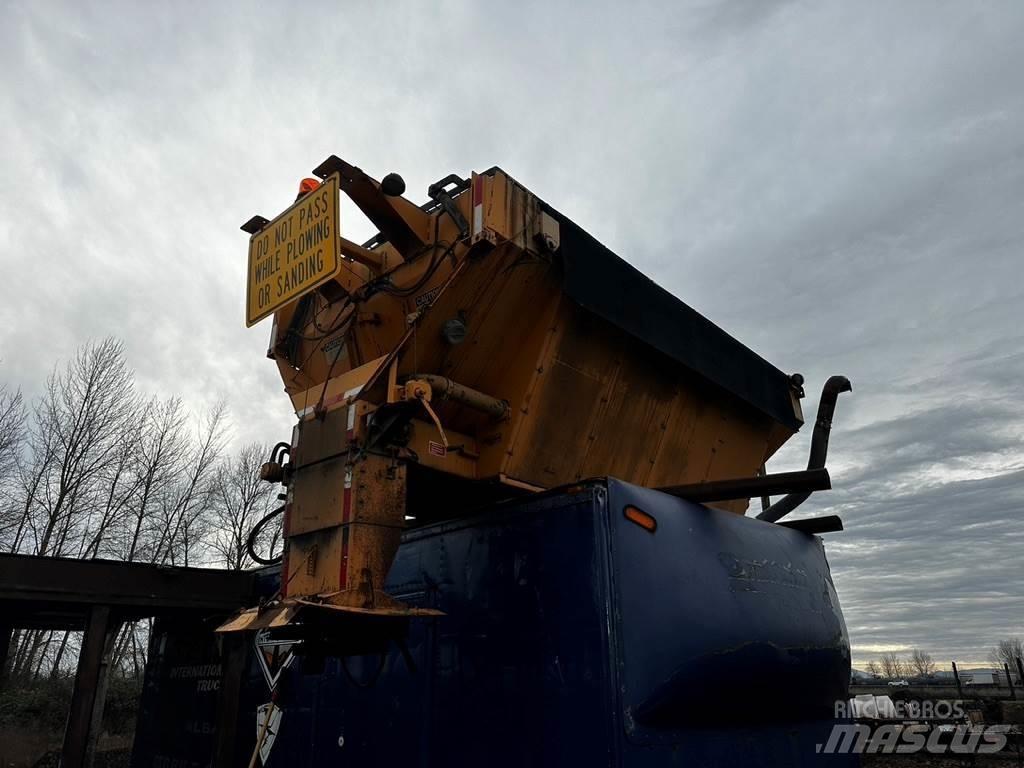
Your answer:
[624,505,657,533]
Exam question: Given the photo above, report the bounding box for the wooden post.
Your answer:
[0,624,12,690]
[62,605,112,768]
[1005,663,1016,700]
[952,660,963,699]
[84,621,122,768]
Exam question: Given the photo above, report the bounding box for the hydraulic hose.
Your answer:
[246,504,285,566]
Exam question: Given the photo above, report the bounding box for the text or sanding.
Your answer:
[246,174,340,326]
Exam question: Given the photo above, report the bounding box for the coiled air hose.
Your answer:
[246,503,285,565]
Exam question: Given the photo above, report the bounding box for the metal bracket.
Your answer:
[658,468,831,503]
[427,174,470,239]
[240,215,271,234]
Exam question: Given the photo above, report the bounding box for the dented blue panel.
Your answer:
[606,479,853,765]
[132,479,856,767]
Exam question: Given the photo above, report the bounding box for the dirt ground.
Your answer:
[0,726,61,767]
[0,728,132,768]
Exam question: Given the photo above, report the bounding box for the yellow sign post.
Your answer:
[246,174,341,327]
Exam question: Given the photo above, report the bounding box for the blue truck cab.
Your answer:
[132,478,855,767]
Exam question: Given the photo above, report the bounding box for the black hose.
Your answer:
[247,504,285,565]
[269,442,291,465]
[375,241,455,299]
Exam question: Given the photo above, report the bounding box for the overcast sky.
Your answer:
[1,1,1021,666]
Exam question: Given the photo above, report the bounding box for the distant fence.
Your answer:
[853,656,1024,701]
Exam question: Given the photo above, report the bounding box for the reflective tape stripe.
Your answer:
[472,175,484,235]
[294,385,365,420]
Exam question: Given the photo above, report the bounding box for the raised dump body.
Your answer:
[135,479,855,767]
[233,156,810,617]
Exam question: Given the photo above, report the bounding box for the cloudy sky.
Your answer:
[1,1,1021,665]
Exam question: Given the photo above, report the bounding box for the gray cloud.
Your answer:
[1,0,1022,664]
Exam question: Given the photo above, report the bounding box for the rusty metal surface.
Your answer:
[243,156,840,646]
[507,301,785,508]
[0,553,256,628]
[263,158,805,501]
[284,455,406,601]
[311,154,431,257]
[547,197,804,432]
[215,603,302,633]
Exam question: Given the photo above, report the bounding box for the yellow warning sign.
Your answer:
[246,174,340,327]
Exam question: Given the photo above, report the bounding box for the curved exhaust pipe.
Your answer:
[757,375,852,523]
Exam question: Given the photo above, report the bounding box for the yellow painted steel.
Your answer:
[242,156,804,614]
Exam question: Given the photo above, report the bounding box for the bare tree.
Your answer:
[4,340,140,679]
[108,403,227,673]
[880,651,907,679]
[0,385,27,549]
[208,442,278,569]
[117,397,189,563]
[152,402,227,567]
[990,637,1024,669]
[909,649,936,678]
[19,339,138,558]
[865,660,881,677]
[80,431,143,559]
[1,339,266,683]
[5,397,58,555]
[0,384,25,476]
